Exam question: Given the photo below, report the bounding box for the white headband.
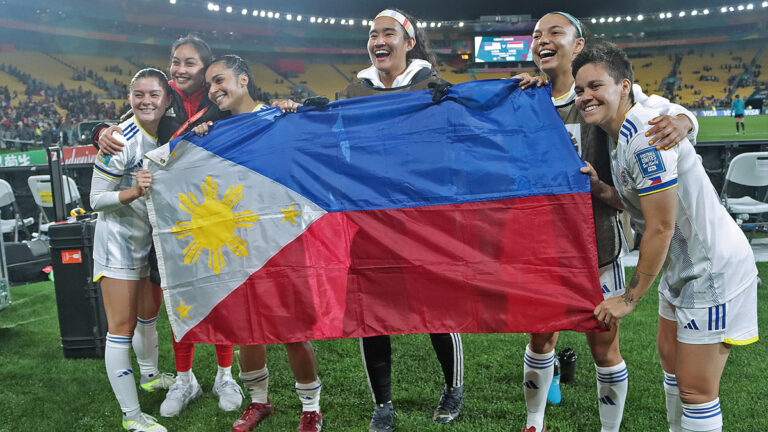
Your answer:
[374,9,416,39]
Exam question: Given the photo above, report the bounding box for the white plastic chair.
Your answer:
[0,179,34,242]
[26,174,81,234]
[720,152,768,227]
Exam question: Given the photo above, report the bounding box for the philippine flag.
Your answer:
[650,176,662,186]
[147,79,603,345]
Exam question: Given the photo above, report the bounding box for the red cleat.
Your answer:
[297,411,322,432]
[232,401,275,432]
[522,427,546,432]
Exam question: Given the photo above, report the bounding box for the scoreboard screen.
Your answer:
[474,36,533,63]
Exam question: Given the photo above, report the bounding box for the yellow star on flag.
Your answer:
[281,203,302,226]
[175,299,191,320]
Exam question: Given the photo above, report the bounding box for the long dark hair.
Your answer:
[123,68,171,121]
[170,34,214,69]
[388,8,438,70]
[208,55,258,101]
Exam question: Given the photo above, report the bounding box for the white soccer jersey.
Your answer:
[610,104,757,308]
[90,118,158,270]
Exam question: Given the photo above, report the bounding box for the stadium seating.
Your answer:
[52,54,135,86]
[244,61,293,97]
[0,51,103,94]
[0,70,26,105]
[630,55,673,95]
[293,63,350,99]
[334,63,371,82]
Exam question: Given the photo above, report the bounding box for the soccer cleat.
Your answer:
[213,375,244,411]
[122,412,167,431]
[297,411,323,432]
[369,402,395,432]
[232,401,275,432]
[522,426,547,432]
[159,374,203,417]
[140,372,176,393]
[433,385,464,423]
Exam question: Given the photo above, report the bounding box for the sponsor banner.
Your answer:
[695,109,762,117]
[0,146,98,168]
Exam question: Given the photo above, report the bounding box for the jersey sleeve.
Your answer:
[625,132,679,197]
[632,84,699,144]
[90,133,129,212]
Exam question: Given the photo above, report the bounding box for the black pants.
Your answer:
[361,333,463,404]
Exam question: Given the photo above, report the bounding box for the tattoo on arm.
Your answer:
[621,272,640,306]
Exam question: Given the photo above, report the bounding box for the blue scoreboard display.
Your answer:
[474,36,534,63]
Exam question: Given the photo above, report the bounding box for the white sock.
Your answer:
[595,361,628,432]
[105,333,141,417]
[681,399,722,432]
[664,372,683,432]
[178,370,192,385]
[523,344,554,430]
[295,379,322,412]
[240,367,269,403]
[132,316,159,378]
[216,365,232,381]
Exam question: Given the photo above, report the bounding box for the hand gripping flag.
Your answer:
[146,79,603,345]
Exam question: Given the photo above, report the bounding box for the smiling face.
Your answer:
[575,62,631,129]
[170,43,206,94]
[129,77,170,127]
[206,62,249,113]
[367,16,415,76]
[532,13,584,77]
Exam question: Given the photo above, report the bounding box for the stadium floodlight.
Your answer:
[363,19,368,25]
[296,15,302,21]
[659,12,666,18]
[737,4,744,10]
[275,12,280,18]
[341,19,346,24]
[169,0,176,4]
[615,16,621,22]
[607,17,614,22]
[207,2,214,10]
[747,3,753,9]
[226,5,232,13]
[591,17,597,23]
[691,10,698,15]
[637,14,644,20]
[459,21,464,27]
[729,6,735,11]
[329,18,335,24]
[430,22,436,27]
[763,1,768,7]
[437,22,442,27]
[703,9,709,14]
[260,10,265,17]
[349,19,354,25]
[679,11,685,17]
[214,4,219,11]
[721,6,728,12]
[286,13,292,20]
[666,12,672,17]
[267,11,274,18]
[252,10,257,16]
[599,17,606,22]
[626,16,632,21]
[241,8,247,15]
[310,16,315,22]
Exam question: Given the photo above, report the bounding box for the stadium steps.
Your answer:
[0,50,104,95]
[56,54,135,86]
[330,64,352,84]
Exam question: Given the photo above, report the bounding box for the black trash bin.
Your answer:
[49,217,107,358]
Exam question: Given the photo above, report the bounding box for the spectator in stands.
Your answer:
[92,34,242,421]
[732,94,746,133]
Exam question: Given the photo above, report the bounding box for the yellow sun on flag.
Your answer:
[170,176,260,274]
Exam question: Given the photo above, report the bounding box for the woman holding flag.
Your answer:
[336,9,465,432]
[514,12,698,432]
[191,54,323,432]
[92,35,244,420]
[90,67,173,432]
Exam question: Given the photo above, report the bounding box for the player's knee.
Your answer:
[678,385,717,404]
[529,332,558,353]
[591,348,621,367]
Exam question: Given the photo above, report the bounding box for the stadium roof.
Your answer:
[214,0,733,20]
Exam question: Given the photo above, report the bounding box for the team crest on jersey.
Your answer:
[97,152,113,166]
[634,147,666,178]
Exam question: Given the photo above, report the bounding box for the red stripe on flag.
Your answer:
[180,193,603,345]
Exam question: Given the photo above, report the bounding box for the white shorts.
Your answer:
[93,261,150,281]
[599,258,626,300]
[658,277,759,345]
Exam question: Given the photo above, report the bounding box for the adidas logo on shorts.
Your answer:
[683,319,700,330]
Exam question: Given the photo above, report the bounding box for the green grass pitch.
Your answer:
[697,115,768,142]
[1,266,766,431]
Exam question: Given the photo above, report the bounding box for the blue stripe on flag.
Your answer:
[175,79,589,213]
